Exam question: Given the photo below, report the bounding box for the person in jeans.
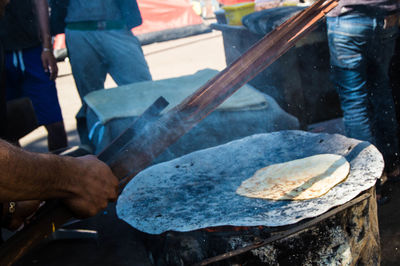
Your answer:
[54,0,152,151]
[327,2,400,183]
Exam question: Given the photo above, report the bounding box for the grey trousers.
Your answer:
[65,28,152,147]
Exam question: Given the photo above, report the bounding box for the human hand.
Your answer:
[63,155,119,218]
[2,200,41,231]
[41,49,58,80]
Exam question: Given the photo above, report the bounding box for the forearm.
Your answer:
[33,0,52,49]
[0,140,78,202]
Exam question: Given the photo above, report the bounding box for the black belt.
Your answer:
[66,20,126,31]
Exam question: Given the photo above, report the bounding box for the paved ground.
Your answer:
[7,28,400,265]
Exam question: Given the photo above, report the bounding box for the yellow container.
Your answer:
[222,2,255,26]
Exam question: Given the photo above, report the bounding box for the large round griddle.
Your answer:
[117,130,383,234]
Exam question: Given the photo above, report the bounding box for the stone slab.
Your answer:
[84,69,268,124]
[85,69,299,158]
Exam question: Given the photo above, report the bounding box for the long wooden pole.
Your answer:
[111,0,338,183]
[0,1,338,265]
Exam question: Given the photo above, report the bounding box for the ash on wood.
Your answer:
[117,131,382,233]
[117,130,383,265]
[143,188,379,265]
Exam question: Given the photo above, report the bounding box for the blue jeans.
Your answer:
[327,14,400,170]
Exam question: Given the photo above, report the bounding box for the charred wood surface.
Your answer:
[144,188,379,265]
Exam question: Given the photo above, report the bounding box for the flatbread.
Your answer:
[236,154,350,200]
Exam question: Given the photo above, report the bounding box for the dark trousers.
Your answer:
[390,29,400,128]
[0,41,7,139]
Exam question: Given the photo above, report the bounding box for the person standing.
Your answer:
[0,0,118,232]
[326,1,400,179]
[59,0,152,151]
[0,0,68,152]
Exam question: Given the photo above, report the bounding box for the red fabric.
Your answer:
[53,0,204,50]
[53,34,66,50]
[132,0,203,35]
[218,0,253,5]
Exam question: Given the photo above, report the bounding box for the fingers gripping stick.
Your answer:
[0,97,169,265]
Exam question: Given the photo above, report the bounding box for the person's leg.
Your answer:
[327,15,373,143]
[4,51,27,145]
[45,121,68,152]
[367,21,400,173]
[0,43,7,140]
[327,15,393,204]
[4,51,24,101]
[0,70,7,140]
[389,30,400,126]
[100,30,152,85]
[65,29,107,148]
[65,30,108,100]
[20,46,68,151]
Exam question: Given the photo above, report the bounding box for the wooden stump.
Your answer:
[143,188,379,265]
[117,131,383,265]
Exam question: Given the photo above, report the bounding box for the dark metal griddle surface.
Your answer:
[117,130,383,234]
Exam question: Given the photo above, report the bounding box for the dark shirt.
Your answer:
[0,0,40,52]
[328,0,400,16]
[65,0,123,23]
[65,0,142,29]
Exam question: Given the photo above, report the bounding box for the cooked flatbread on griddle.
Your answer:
[236,154,350,200]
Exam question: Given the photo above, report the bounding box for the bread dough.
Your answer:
[236,154,350,200]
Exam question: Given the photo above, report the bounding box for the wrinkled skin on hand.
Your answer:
[2,155,119,227]
[63,155,119,218]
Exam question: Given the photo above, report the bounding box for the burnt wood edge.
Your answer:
[194,192,372,266]
[193,192,372,266]
[0,201,72,266]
